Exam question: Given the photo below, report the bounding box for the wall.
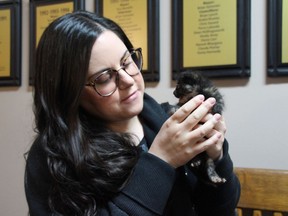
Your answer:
[0,0,287,215]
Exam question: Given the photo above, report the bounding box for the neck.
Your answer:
[107,116,144,145]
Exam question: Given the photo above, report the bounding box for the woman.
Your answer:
[25,10,240,216]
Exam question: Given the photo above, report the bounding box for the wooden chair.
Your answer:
[235,167,288,216]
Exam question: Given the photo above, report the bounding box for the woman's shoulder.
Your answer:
[140,93,170,131]
[142,93,169,118]
[26,137,46,162]
[25,137,53,215]
[25,137,50,181]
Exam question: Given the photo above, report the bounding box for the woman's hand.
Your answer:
[148,95,222,168]
[200,114,226,161]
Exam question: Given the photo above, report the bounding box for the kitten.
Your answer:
[172,71,226,185]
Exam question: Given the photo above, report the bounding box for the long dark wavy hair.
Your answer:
[33,11,139,215]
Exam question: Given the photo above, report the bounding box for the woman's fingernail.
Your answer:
[209,97,216,105]
[214,113,221,120]
[217,132,222,139]
[197,94,204,101]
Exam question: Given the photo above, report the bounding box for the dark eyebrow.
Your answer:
[88,49,129,80]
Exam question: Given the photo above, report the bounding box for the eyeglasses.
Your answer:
[85,48,143,97]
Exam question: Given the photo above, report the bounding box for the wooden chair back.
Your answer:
[235,167,288,216]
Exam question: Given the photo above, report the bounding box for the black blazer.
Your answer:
[25,93,240,216]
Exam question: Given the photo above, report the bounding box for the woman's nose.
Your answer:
[117,68,134,89]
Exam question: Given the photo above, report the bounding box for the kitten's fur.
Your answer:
[172,71,226,185]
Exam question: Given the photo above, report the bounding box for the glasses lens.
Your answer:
[94,70,117,96]
[123,49,143,76]
[131,49,143,71]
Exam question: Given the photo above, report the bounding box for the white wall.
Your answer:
[0,0,287,215]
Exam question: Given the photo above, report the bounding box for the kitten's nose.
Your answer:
[173,89,179,98]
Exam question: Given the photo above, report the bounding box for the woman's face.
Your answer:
[80,30,145,126]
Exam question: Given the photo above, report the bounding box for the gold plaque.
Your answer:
[103,0,148,70]
[0,9,11,77]
[183,0,237,67]
[282,0,288,63]
[36,2,74,47]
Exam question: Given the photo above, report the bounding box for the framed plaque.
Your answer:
[172,0,251,79]
[29,0,85,85]
[95,0,160,82]
[0,0,21,86]
[268,0,288,76]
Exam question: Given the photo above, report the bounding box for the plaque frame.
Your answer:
[29,0,85,85]
[95,0,160,82]
[267,0,288,76]
[0,0,21,87]
[172,0,251,79]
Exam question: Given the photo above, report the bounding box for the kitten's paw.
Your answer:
[210,175,227,184]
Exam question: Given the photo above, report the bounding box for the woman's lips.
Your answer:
[122,90,138,103]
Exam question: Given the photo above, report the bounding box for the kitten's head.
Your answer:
[174,71,225,114]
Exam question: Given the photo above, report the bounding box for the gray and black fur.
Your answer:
[171,71,226,185]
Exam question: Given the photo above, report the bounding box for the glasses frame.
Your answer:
[86,47,143,97]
